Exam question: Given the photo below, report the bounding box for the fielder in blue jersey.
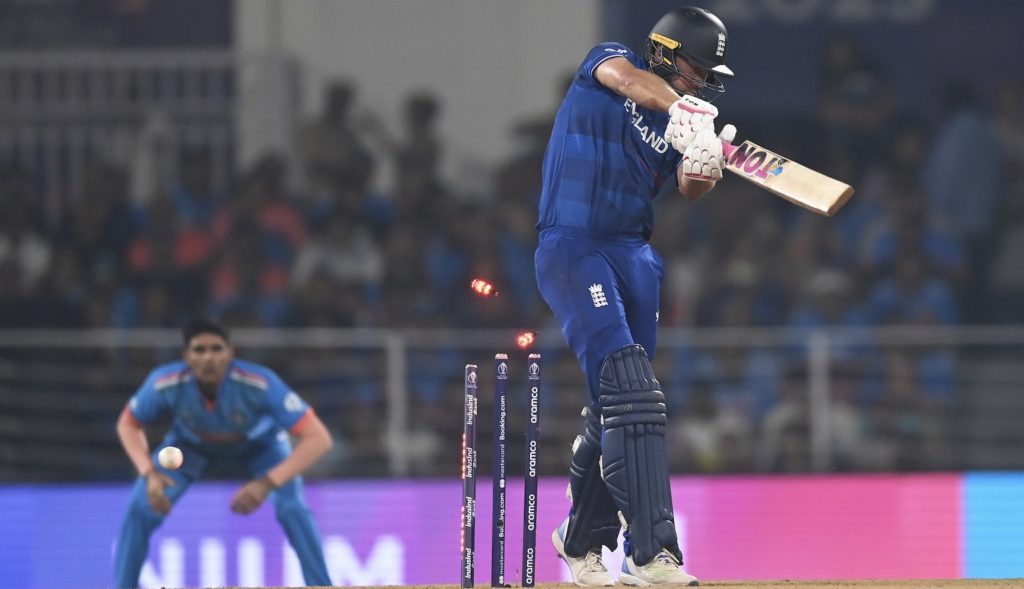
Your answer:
[113,318,334,588]
[539,7,737,587]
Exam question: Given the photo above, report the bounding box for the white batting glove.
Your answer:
[665,95,718,154]
[682,124,737,181]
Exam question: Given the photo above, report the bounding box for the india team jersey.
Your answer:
[127,359,312,447]
[537,42,682,242]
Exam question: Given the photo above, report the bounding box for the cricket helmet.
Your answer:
[644,6,733,99]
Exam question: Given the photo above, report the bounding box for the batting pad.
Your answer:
[598,344,682,565]
[564,405,622,556]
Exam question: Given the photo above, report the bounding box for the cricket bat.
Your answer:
[721,139,854,217]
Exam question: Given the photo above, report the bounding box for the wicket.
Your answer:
[522,353,541,588]
[460,353,542,588]
[491,355,509,587]
[461,365,478,589]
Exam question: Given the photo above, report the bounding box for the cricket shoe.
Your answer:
[552,517,616,586]
[620,550,699,587]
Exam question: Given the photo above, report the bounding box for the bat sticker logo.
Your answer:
[726,141,788,184]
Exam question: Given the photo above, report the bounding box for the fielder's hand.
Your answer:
[144,469,175,515]
[682,124,737,181]
[666,95,718,153]
[230,476,277,515]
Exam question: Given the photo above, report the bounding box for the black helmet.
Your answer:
[644,6,733,99]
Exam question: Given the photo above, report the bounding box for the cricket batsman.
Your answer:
[113,318,334,588]
[536,6,735,586]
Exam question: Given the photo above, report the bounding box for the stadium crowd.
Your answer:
[1,35,1023,479]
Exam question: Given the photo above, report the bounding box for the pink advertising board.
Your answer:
[668,474,962,580]
[0,474,962,588]
[488,475,962,583]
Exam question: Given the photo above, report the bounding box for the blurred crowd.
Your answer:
[2,35,1024,478]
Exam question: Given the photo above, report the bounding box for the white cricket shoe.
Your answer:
[552,517,616,586]
[620,550,699,587]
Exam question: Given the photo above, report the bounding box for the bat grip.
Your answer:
[721,139,737,160]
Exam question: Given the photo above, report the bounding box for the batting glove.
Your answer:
[665,95,718,154]
[682,124,737,181]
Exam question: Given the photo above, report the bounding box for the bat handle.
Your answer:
[720,139,737,160]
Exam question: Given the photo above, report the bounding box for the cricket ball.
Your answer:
[158,446,184,470]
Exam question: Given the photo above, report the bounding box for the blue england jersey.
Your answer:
[126,359,312,448]
[537,42,682,242]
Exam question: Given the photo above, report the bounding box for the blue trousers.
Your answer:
[113,436,331,588]
[535,232,664,402]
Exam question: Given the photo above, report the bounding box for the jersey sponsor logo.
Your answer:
[589,283,609,308]
[604,46,629,54]
[725,140,787,183]
[229,369,269,391]
[624,99,670,154]
[283,391,304,412]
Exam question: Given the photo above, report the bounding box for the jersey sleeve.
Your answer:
[128,369,174,424]
[577,42,641,87]
[262,370,313,432]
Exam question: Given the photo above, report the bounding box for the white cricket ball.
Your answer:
[158,446,184,470]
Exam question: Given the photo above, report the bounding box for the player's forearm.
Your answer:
[266,418,333,486]
[678,173,716,200]
[117,408,154,476]
[619,71,680,112]
[597,58,679,112]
